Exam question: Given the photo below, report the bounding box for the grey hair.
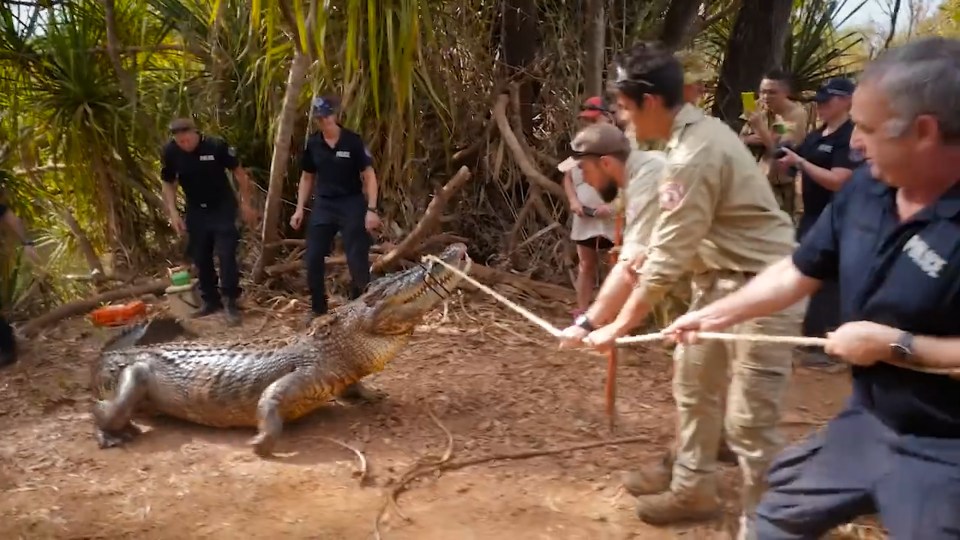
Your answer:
[860,37,960,142]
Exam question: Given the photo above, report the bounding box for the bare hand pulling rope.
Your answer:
[422,254,959,378]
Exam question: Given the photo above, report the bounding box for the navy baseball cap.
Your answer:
[813,78,856,103]
[310,96,338,117]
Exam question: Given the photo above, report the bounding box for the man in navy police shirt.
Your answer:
[0,202,40,368]
[663,37,960,539]
[160,118,258,326]
[290,96,381,317]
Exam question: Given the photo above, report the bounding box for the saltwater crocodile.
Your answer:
[91,243,472,456]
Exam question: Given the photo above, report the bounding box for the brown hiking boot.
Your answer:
[622,461,672,496]
[635,487,722,525]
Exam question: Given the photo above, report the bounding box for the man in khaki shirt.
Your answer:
[739,70,809,221]
[557,124,666,325]
[560,42,801,539]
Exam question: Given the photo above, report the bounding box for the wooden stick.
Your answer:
[605,211,625,432]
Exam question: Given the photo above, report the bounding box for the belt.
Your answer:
[694,268,757,280]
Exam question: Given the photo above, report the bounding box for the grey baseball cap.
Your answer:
[557,123,631,173]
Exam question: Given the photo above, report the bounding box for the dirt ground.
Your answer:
[0,292,866,540]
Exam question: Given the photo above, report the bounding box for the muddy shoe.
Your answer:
[622,461,672,496]
[635,487,722,525]
[224,299,241,327]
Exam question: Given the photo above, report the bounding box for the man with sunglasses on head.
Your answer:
[558,42,800,539]
[160,117,258,326]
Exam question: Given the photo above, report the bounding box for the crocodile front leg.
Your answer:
[250,370,322,457]
[337,381,386,404]
[93,362,151,448]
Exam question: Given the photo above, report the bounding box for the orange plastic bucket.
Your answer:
[90,300,147,327]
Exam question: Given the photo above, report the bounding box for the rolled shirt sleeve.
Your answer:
[619,152,666,262]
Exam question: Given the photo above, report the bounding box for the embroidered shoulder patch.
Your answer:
[658,181,685,211]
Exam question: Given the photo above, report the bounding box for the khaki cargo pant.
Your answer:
[671,270,802,538]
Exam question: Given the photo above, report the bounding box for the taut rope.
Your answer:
[423,254,960,379]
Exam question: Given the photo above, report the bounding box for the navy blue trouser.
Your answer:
[185,202,241,305]
[756,405,960,539]
[0,294,15,358]
[306,195,372,314]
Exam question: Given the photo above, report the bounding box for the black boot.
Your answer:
[348,285,364,300]
[0,318,18,369]
[224,297,241,327]
[191,299,223,319]
[0,345,17,369]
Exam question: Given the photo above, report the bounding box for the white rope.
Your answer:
[425,254,960,379]
[424,254,825,347]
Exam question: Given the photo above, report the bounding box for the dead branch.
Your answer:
[372,166,473,274]
[265,233,469,277]
[507,83,559,168]
[470,264,573,303]
[375,420,651,538]
[492,94,568,203]
[19,278,169,336]
[314,436,369,485]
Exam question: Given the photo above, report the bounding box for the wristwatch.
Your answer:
[367,206,377,213]
[574,313,595,332]
[890,331,915,362]
[22,239,34,246]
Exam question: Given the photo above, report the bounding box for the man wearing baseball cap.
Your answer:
[563,97,619,318]
[557,120,667,353]
[290,95,381,319]
[676,49,712,106]
[160,117,258,326]
[776,77,862,372]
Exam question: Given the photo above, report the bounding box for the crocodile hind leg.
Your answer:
[93,362,151,449]
[250,371,316,457]
[337,381,386,404]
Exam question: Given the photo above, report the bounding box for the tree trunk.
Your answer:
[659,0,703,49]
[500,0,540,136]
[884,0,903,49]
[583,0,606,97]
[251,51,310,283]
[100,0,138,108]
[712,0,793,127]
[53,205,105,278]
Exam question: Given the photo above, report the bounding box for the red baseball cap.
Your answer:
[579,96,609,119]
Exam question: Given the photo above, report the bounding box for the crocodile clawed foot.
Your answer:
[95,423,142,449]
[338,382,386,405]
[249,433,276,457]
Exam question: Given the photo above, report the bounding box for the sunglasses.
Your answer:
[170,127,194,135]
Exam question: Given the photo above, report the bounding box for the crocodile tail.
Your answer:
[101,321,153,352]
